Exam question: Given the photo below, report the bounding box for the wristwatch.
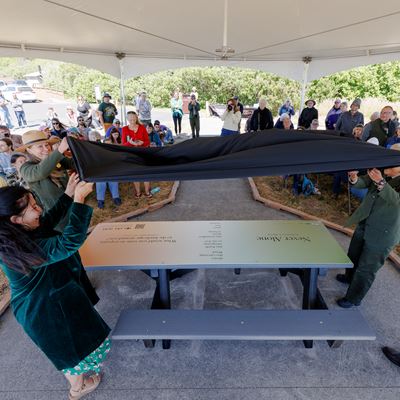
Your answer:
[375,178,386,191]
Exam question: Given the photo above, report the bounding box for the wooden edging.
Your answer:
[0,181,180,317]
[248,177,400,270]
[87,181,180,234]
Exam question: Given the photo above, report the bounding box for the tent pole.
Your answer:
[116,52,127,125]
[299,57,312,114]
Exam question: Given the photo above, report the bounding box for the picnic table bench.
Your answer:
[80,220,375,350]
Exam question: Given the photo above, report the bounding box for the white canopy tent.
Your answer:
[2,0,400,116]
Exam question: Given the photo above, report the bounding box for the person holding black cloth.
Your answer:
[249,98,274,132]
[336,166,400,308]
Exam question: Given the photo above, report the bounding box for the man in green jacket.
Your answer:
[18,130,74,232]
[336,167,400,308]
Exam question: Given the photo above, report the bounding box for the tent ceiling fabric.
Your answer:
[2,0,400,80]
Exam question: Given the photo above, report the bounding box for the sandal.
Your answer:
[69,374,101,400]
[135,192,142,199]
[145,192,153,198]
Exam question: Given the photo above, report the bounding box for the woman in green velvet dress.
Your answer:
[0,174,110,400]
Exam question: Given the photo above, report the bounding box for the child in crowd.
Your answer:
[154,120,174,144]
[0,137,16,180]
[8,153,29,188]
[105,127,122,145]
[146,123,163,147]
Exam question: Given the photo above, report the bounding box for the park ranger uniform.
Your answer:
[343,174,400,304]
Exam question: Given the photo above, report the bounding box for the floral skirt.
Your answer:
[62,338,111,376]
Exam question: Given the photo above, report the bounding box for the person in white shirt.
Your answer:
[11,93,26,128]
[220,98,242,136]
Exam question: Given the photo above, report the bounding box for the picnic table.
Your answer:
[80,220,375,350]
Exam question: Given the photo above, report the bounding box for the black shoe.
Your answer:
[336,297,360,308]
[336,274,351,284]
[382,347,400,367]
[97,200,105,209]
[113,197,122,206]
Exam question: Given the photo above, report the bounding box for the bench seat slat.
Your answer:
[112,310,375,341]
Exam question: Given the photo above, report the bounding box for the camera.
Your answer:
[227,104,233,111]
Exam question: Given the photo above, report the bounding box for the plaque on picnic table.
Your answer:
[80,220,351,270]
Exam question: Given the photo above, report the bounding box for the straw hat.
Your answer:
[16,130,60,152]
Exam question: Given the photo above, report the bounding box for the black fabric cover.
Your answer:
[68,130,400,182]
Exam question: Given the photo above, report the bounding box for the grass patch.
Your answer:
[253,174,361,227]
[86,181,174,226]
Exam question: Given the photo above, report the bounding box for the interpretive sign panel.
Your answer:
[80,220,352,270]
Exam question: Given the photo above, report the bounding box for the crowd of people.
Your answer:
[0,91,185,211]
[0,88,400,398]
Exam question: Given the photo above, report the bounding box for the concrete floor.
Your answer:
[1,179,400,399]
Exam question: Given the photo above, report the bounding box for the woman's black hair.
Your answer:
[109,128,121,144]
[51,118,67,131]
[0,186,46,274]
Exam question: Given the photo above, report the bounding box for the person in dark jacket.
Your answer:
[335,98,364,135]
[50,118,68,139]
[362,106,397,146]
[298,99,318,129]
[274,113,294,129]
[249,98,274,131]
[0,178,110,399]
[336,167,400,307]
[188,94,201,138]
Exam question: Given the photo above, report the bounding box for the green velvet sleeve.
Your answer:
[37,202,93,266]
[39,193,73,231]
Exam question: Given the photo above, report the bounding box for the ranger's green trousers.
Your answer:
[344,222,392,304]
